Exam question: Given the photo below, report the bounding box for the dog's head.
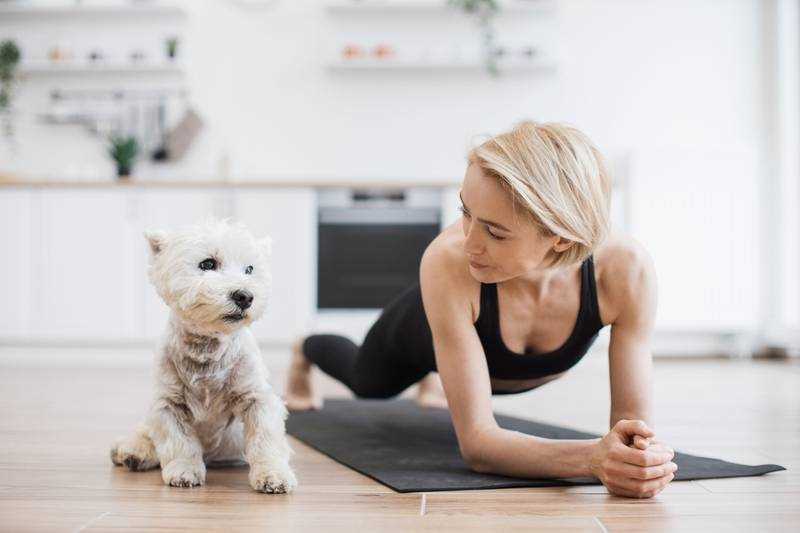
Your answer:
[144,219,272,334]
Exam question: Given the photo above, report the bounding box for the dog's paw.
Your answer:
[110,437,158,472]
[249,462,297,494]
[162,460,206,488]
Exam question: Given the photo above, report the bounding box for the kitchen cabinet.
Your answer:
[33,190,139,341]
[0,166,763,356]
[629,149,760,332]
[0,191,33,339]
[234,189,316,344]
[0,185,316,345]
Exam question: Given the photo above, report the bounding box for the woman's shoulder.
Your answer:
[592,232,657,326]
[420,224,481,323]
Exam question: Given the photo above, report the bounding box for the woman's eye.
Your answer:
[245,265,254,275]
[199,258,217,271]
[487,227,505,241]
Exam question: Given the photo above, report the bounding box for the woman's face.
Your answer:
[459,163,564,283]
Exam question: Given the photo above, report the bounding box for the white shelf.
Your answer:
[326,57,556,72]
[20,61,185,75]
[325,0,553,15]
[0,1,185,18]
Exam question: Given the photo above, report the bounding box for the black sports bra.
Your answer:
[474,255,606,380]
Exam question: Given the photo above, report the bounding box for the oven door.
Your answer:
[317,206,440,309]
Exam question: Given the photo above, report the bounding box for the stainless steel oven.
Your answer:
[317,187,441,309]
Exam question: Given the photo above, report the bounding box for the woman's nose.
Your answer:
[463,220,483,255]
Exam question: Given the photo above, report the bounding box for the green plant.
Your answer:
[448,0,499,13]
[0,40,21,111]
[448,0,500,75]
[166,37,179,59]
[107,135,140,177]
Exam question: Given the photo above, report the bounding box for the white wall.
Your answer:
[0,0,782,352]
[3,0,770,180]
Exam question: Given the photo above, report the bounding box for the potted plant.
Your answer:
[448,0,500,75]
[165,37,179,61]
[108,135,140,179]
[0,40,21,140]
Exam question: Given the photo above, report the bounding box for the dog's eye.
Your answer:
[245,265,254,275]
[199,258,217,271]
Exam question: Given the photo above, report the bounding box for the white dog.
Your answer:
[110,219,297,494]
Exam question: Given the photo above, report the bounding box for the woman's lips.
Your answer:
[469,260,489,269]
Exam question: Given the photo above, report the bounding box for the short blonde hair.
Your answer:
[468,121,612,269]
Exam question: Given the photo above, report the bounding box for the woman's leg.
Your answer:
[415,372,448,409]
[284,331,435,411]
[299,330,431,392]
[284,284,439,410]
[284,337,324,411]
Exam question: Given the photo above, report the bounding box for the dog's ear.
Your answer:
[258,236,272,258]
[144,229,168,256]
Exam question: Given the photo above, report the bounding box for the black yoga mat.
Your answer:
[285,399,786,493]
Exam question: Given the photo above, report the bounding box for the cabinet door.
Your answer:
[135,189,232,340]
[234,189,315,344]
[629,148,760,331]
[34,190,139,341]
[0,191,33,339]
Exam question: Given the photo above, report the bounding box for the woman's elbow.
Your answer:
[459,439,492,473]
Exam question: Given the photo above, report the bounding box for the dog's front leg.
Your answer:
[238,391,297,494]
[148,401,206,488]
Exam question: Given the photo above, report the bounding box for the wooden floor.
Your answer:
[0,347,798,532]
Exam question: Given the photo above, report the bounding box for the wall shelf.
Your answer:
[325,0,553,15]
[0,2,185,18]
[326,57,556,73]
[19,61,185,75]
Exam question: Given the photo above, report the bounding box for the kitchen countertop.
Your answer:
[0,175,461,189]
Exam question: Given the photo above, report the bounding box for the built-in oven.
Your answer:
[317,188,441,309]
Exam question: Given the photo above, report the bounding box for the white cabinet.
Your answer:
[629,148,760,332]
[234,189,316,344]
[33,190,139,341]
[0,191,33,339]
[0,186,315,345]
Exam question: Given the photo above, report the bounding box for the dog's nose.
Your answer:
[230,290,254,310]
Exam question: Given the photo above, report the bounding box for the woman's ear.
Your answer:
[144,229,169,256]
[552,236,574,253]
[258,235,273,258]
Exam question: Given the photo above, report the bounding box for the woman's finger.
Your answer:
[613,419,655,440]
[607,461,677,481]
[632,435,650,450]
[613,443,674,467]
[611,472,674,497]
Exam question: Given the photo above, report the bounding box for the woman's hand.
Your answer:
[589,419,677,498]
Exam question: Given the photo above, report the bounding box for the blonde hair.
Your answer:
[468,121,612,269]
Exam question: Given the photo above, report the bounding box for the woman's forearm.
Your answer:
[467,427,600,479]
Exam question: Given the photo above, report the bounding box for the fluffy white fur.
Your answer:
[110,219,297,494]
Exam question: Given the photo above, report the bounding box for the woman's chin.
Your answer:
[468,264,496,282]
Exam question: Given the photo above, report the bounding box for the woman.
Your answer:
[285,121,677,499]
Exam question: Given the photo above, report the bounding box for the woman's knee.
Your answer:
[349,376,403,399]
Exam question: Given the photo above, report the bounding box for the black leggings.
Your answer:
[302,284,437,398]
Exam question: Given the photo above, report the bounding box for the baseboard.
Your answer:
[0,328,772,365]
[0,341,294,368]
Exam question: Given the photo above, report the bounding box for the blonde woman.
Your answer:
[285,121,677,499]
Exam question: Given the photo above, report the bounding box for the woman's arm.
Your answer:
[420,245,601,478]
[420,245,675,484]
[605,244,658,429]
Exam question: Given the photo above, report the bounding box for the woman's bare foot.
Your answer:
[415,372,449,409]
[284,338,323,411]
